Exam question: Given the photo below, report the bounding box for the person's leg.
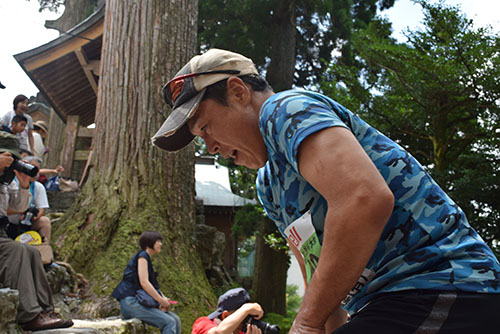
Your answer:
[165,311,181,334]
[438,292,500,333]
[0,238,43,323]
[333,290,500,334]
[26,243,53,310]
[32,216,51,243]
[120,296,178,334]
[332,291,444,334]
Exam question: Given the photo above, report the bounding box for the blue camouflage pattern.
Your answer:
[256,89,500,313]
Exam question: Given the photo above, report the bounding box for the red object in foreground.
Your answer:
[169,300,178,305]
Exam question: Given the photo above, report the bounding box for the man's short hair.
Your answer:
[20,149,33,156]
[203,74,271,106]
[13,94,28,111]
[139,231,163,250]
[12,114,28,124]
[23,155,42,168]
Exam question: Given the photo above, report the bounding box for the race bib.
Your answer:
[285,211,376,304]
[284,211,321,282]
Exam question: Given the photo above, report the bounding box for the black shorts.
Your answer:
[333,290,500,334]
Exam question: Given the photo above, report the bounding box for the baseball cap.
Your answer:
[0,131,21,158]
[207,287,251,320]
[152,49,258,152]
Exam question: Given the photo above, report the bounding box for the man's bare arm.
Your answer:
[290,127,394,333]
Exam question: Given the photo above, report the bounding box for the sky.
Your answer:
[1,0,500,115]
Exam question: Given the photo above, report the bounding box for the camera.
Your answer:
[12,159,39,177]
[20,204,39,228]
[242,316,279,334]
[0,157,39,184]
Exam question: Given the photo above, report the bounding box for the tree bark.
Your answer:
[266,0,296,92]
[52,0,216,323]
[252,218,288,316]
[251,0,295,316]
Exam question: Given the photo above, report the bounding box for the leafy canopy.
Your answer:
[321,0,500,253]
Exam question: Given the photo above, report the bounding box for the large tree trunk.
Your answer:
[251,0,296,316]
[266,0,296,92]
[252,218,288,316]
[52,0,216,325]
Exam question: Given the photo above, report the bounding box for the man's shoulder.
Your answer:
[191,316,216,334]
[33,181,47,194]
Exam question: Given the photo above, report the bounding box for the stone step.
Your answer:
[23,317,152,334]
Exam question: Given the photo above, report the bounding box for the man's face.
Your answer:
[11,121,27,134]
[28,160,40,182]
[187,97,268,169]
[15,99,28,114]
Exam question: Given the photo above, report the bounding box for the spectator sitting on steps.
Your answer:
[32,120,48,159]
[0,114,27,139]
[0,131,72,331]
[0,95,34,152]
[7,156,52,243]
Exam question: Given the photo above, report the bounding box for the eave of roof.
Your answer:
[13,5,105,126]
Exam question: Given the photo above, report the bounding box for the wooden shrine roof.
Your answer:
[14,5,104,126]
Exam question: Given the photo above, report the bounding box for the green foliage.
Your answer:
[263,232,288,253]
[237,235,256,258]
[37,0,65,13]
[263,285,303,333]
[198,0,395,87]
[286,284,302,315]
[233,204,265,238]
[321,0,500,254]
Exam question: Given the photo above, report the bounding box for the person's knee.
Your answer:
[32,216,51,242]
[159,313,178,329]
[34,216,51,229]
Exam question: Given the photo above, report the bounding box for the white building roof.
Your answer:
[195,158,256,207]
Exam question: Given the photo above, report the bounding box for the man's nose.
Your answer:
[204,137,220,154]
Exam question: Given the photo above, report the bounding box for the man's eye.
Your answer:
[201,125,207,132]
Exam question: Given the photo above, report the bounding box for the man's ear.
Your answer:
[221,310,231,320]
[226,76,250,105]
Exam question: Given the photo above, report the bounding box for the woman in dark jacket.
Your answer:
[112,231,181,334]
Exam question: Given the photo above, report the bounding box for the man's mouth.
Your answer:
[230,150,237,159]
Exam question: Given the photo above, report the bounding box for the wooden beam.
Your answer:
[79,149,94,187]
[60,115,80,178]
[74,48,98,94]
[84,60,101,76]
[77,126,95,138]
[74,149,92,161]
[23,22,103,71]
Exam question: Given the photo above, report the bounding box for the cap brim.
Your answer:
[207,308,223,320]
[152,89,205,152]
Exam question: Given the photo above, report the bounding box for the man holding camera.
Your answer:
[8,155,52,243]
[192,288,264,334]
[0,131,72,331]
